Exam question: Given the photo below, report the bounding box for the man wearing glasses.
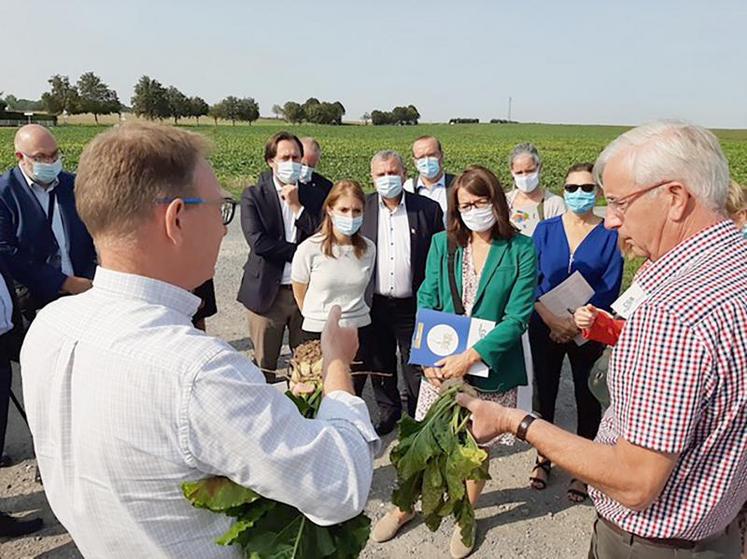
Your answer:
[459,121,746,558]
[20,122,377,558]
[0,124,97,317]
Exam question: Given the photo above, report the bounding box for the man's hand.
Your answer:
[320,306,358,395]
[456,392,522,444]
[61,276,93,295]
[281,184,302,214]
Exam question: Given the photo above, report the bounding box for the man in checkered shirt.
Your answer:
[459,121,746,558]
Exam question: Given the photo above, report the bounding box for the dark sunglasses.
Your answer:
[564,184,596,193]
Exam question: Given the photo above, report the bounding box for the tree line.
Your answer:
[3,73,423,126]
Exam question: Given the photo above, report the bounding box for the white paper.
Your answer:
[466,317,495,378]
[611,282,647,319]
[539,271,595,346]
[516,332,534,412]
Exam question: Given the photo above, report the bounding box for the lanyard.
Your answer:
[46,189,56,227]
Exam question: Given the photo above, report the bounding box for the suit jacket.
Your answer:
[300,171,333,198]
[361,191,444,303]
[237,170,326,314]
[0,256,25,363]
[417,231,537,392]
[0,167,97,308]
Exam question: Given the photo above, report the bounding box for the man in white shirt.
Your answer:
[403,135,455,224]
[21,122,378,558]
[237,132,326,381]
[359,151,444,435]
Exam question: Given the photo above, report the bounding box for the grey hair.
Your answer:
[509,143,542,170]
[593,120,730,212]
[370,150,405,172]
[300,137,321,156]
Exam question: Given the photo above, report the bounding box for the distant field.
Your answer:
[3,121,746,288]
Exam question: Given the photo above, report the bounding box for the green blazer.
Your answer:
[417,231,537,393]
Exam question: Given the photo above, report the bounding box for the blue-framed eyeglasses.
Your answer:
[156,197,237,226]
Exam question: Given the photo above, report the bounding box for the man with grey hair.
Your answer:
[459,121,746,557]
[359,150,443,435]
[299,137,333,197]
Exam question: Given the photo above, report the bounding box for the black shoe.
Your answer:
[374,416,400,437]
[0,454,11,468]
[0,512,43,538]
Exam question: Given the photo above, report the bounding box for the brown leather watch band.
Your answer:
[516,413,539,441]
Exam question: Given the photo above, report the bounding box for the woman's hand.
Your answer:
[435,348,481,380]
[574,304,599,330]
[423,366,443,388]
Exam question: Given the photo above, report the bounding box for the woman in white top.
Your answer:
[505,143,566,237]
[291,180,376,341]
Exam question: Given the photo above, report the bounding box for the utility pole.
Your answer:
[508,97,512,122]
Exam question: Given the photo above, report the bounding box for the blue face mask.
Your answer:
[375,175,403,199]
[332,213,363,236]
[416,157,441,180]
[564,190,596,214]
[31,159,63,184]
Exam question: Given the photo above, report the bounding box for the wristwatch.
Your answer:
[516,412,540,442]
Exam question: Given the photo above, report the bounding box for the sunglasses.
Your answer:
[564,184,596,193]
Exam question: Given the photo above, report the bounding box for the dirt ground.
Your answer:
[0,220,598,558]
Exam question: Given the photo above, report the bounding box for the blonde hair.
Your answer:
[76,122,210,241]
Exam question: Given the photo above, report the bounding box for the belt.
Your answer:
[279,284,293,290]
[373,293,414,302]
[597,514,725,550]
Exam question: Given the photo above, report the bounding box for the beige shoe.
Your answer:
[449,524,476,559]
[371,509,415,543]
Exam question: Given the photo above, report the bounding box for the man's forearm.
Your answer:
[505,408,672,510]
[323,358,354,396]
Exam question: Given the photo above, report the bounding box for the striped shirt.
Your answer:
[590,220,747,540]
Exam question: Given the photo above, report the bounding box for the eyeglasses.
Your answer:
[564,184,596,193]
[458,199,491,212]
[22,150,63,164]
[605,180,670,217]
[156,196,237,225]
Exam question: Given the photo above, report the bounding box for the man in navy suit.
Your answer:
[236,132,326,381]
[0,125,97,315]
[358,150,444,435]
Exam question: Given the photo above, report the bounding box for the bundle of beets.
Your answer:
[390,379,488,548]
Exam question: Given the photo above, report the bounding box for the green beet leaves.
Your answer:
[390,382,488,548]
[182,386,371,558]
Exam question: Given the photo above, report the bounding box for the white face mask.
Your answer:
[275,161,302,184]
[513,171,540,193]
[460,206,496,232]
[299,164,314,183]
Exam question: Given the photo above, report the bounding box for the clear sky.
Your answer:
[4,0,747,128]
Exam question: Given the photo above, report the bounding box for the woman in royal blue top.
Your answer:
[528,163,623,502]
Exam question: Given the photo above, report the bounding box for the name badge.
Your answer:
[611,282,647,319]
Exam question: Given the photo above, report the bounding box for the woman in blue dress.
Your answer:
[528,163,623,501]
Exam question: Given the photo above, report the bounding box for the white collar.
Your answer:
[416,173,446,191]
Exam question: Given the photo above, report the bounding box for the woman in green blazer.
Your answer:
[372,166,537,558]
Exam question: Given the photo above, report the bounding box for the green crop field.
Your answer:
[2,121,747,289]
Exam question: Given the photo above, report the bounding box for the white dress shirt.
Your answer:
[0,274,13,336]
[19,166,74,277]
[404,173,448,223]
[21,267,378,559]
[273,175,305,284]
[375,195,413,298]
